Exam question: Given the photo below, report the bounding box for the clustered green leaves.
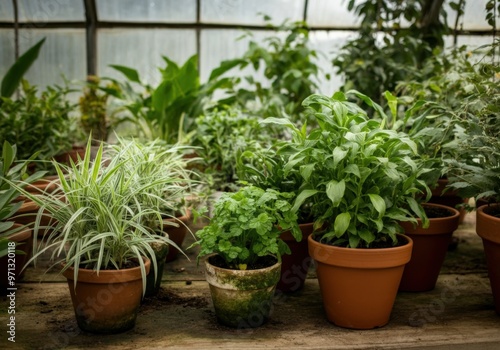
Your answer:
[265,91,431,248]
[193,186,301,269]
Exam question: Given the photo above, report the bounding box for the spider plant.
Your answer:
[16,138,181,293]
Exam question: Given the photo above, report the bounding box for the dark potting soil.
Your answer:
[425,206,454,218]
[484,206,500,219]
[313,235,409,249]
[208,254,278,270]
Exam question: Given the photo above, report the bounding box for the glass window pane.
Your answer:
[201,0,305,25]
[445,0,491,31]
[17,0,85,22]
[0,1,14,22]
[98,29,196,86]
[18,29,86,89]
[96,0,196,22]
[0,29,15,75]
[307,0,360,28]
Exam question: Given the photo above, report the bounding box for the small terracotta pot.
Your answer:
[308,234,413,329]
[62,259,150,334]
[476,203,500,315]
[54,146,86,165]
[205,254,281,328]
[277,222,314,293]
[399,203,460,292]
[163,210,191,262]
[0,224,33,294]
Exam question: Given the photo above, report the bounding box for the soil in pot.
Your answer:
[163,211,191,262]
[62,259,150,334]
[0,225,33,294]
[476,204,500,315]
[205,254,281,328]
[308,234,413,329]
[399,203,460,292]
[277,222,314,293]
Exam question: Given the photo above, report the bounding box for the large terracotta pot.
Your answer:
[308,234,413,329]
[277,222,314,293]
[205,254,281,328]
[399,203,460,292]
[163,210,191,262]
[0,224,33,294]
[476,203,500,315]
[62,259,150,333]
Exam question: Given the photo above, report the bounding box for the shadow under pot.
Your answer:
[398,203,460,292]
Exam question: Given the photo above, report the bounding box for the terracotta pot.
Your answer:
[12,201,56,238]
[62,258,150,334]
[399,203,460,292]
[205,254,281,328]
[163,210,191,262]
[54,146,86,165]
[13,175,60,203]
[0,224,33,294]
[476,203,500,315]
[144,242,169,298]
[308,234,413,329]
[429,178,467,224]
[277,222,314,293]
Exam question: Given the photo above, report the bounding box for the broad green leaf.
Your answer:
[209,58,246,80]
[299,163,315,182]
[334,212,351,237]
[368,193,386,217]
[332,147,348,167]
[109,65,141,83]
[291,189,318,213]
[326,180,345,207]
[1,38,45,98]
[358,229,375,244]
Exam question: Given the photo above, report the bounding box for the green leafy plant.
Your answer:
[1,38,45,101]
[12,138,179,292]
[0,141,45,256]
[263,91,431,248]
[0,80,77,170]
[101,54,235,144]
[216,16,323,122]
[190,106,273,192]
[444,41,500,204]
[192,185,301,270]
[105,137,196,230]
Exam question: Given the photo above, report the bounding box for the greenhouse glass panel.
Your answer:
[17,0,85,22]
[0,29,15,73]
[201,0,305,25]
[98,29,196,86]
[200,29,272,83]
[18,29,86,89]
[96,0,196,22]
[310,30,357,95]
[0,1,14,22]
[307,0,360,27]
[445,0,491,31]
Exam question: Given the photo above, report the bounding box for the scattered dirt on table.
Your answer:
[141,287,208,311]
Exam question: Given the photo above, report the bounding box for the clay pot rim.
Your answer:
[162,209,192,223]
[205,253,281,275]
[308,233,413,269]
[399,203,461,234]
[476,203,500,244]
[280,221,315,241]
[4,223,32,242]
[61,257,151,284]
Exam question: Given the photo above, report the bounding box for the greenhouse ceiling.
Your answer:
[0,0,497,93]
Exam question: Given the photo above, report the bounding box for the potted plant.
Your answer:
[446,41,500,314]
[265,91,430,329]
[106,137,195,296]
[191,185,301,328]
[13,139,180,333]
[237,145,316,293]
[0,141,44,293]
